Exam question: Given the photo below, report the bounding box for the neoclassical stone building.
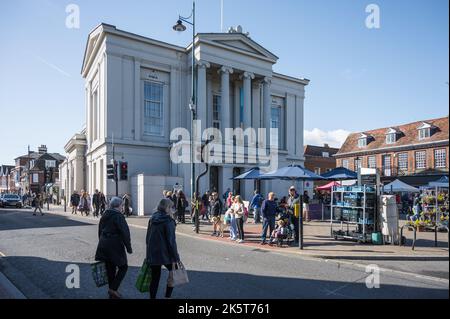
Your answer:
[60,23,309,215]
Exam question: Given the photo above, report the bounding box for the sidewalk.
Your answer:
[43,205,449,260]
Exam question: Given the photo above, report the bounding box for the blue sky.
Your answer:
[0,0,448,165]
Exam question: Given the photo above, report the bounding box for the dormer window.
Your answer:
[385,128,398,144]
[358,133,369,148]
[417,122,432,140]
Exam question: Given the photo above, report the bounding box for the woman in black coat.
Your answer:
[95,197,132,299]
[146,198,180,299]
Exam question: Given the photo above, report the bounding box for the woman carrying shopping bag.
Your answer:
[95,197,132,299]
[145,198,185,299]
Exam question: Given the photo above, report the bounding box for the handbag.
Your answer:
[91,261,108,287]
[167,261,189,287]
[135,260,152,293]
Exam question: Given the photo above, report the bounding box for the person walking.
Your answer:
[79,191,91,216]
[175,190,188,224]
[95,197,132,299]
[261,192,277,245]
[250,190,264,224]
[145,198,181,299]
[93,190,100,218]
[227,196,238,241]
[122,194,131,217]
[32,193,44,216]
[210,192,223,236]
[287,186,300,244]
[232,195,245,243]
[201,191,210,220]
[99,192,107,216]
[191,192,201,231]
[70,191,80,215]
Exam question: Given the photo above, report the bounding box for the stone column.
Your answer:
[263,77,272,148]
[196,61,210,133]
[240,72,255,129]
[218,66,233,136]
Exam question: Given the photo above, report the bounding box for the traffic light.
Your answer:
[107,162,117,180]
[119,162,128,181]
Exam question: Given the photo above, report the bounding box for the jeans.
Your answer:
[105,262,128,291]
[261,217,275,242]
[149,264,174,299]
[253,207,261,223]
[177,209,185,223]
[236,217,245,240]
[229,215,238,239]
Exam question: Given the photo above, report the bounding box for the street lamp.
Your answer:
[173,1,198,232]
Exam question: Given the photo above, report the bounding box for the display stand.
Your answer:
[330,185,376,243]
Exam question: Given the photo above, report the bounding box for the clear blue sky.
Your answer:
[0,0,448,165]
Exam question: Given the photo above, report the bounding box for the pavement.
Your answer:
[0,205,448,299]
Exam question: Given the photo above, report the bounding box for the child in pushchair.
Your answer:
[269,219,289,247]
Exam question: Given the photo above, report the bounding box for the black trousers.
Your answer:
[177,209,185,223]
[291,215,299,243]
[93,205,100,217]
[150,264,173,299]
[236,218,245,240]
[105,262,128,291]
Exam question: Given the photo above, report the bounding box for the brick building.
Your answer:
[0,165,15,193]
[304,144,339,179]
[335,116,449,186]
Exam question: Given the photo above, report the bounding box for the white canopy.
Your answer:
[383,179,420,193]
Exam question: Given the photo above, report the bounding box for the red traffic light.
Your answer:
[121,162,128,169]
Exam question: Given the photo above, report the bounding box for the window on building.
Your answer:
[382,155,391,176]
[342,159,349,169]
[354,158,362,170]
[368,156,376,169]
[358,138,367,148]
[322,152,329,158]
[32,173,39,183]
[213,95,221,130]
[419,128,431,140]
[144,81,164,136]
[314,168,321,175]
[415,151,426,169]
[270,97,285,150]
[386,133,396,144]
[435,149,447,168]
[398,153,408,172]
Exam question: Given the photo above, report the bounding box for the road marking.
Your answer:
[0,251,5,257]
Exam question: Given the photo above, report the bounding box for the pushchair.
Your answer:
[270,208,295,247]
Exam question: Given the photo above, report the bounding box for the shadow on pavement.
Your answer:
[0,208,93,232]
[0,255,447,299]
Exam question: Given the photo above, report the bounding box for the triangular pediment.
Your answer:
[198,33,278,62]
[81,24,110,76]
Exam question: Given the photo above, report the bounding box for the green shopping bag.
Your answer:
[135,260,152,293]
[91,262,108,288]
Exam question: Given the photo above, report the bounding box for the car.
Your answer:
[1,194,23,208]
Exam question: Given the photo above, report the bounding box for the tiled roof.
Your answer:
[304,145,340,157]
[336,116,449,156]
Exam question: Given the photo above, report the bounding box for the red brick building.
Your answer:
[304,144,339,186]
[335,116,449,186]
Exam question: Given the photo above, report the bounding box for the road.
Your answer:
[0,207,448,299]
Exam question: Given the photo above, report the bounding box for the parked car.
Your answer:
[1,194,23,208]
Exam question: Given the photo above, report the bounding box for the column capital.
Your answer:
[196,60,211,69]
[218,66,234,75]
[263,76,272,85]
[240,71,255,80]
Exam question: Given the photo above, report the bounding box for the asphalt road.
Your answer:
[0,207,448,299]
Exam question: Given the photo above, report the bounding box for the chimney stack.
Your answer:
[324,143,329,148]
[38,145,47,154]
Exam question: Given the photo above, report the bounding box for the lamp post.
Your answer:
[173,0,197,219]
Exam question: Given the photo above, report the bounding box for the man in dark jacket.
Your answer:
[260,192,277,245]
[70,191,80,214]
[92,190,100,218]
[146,198,181,299]
[95,197,132,299]
[287,186,300,244]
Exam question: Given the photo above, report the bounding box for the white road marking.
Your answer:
[0,251,5,257]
